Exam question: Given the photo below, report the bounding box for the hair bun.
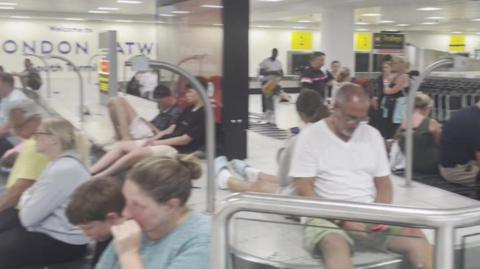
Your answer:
[177,154,202,180]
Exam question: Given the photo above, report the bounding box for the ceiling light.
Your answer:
[213,23,223,26]
[293,26,306,29]
[296,20,312,23]
[65,18,85,21]
[395,24,410,27]
[378,20,395,24]
[0,6,14,9]
[427,16,445,20]
[11,15,31,19]
[362,13,381,17]
[472,18,480,22]
[159,13,175,17]
[256,25,272,28]
[115,20,133,23]
[117,0,142,4]
[98,7,120,11]
[384,29,399,32]
[356,28,369,32]
[171,10,190,14]
[0,2,16,6]
[421,22,438,25]
[451,31,463,34]
[88,10,109,14]
[417,7,442,11]
[201,4,223,8]
[355,22,369,25]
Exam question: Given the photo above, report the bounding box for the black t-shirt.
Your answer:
[300,66,333,96]
[92,238,112,266]
[150,104,183,131]
[166,106,205,154]
[440,105,480,167]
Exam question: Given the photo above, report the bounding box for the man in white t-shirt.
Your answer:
[290,83,432,269]
[258,48,288,124]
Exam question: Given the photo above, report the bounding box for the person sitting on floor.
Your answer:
[90,77,207,179]
[214,89,329,194]
[396,92,442,174]
[290,83,432,269]
[0,100,49,213]
[0,72,29,158]
[108,84,183,141]
[66,178,125,266]
[439,101,480,187]
[96,155,210,269]
[0,118,90,268]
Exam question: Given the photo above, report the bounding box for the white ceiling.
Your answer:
[0,0,480,33]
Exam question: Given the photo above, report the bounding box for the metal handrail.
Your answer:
[23,53,51,98]
[148,60,216,213]
[404,58,454,187]
[86,53,100,85]
[212,193,480,269]
[44,55,85,123]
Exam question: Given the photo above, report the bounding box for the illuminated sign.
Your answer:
[98,58,110,92]
[449,35,465,52]
[291,32,313,50]
[373,33,405,50]
[355,32,373,52]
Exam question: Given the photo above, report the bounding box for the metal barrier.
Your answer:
[212,193,480,269]
[23,53,51,98]
[44,55,86,123]
[147,60,216,213]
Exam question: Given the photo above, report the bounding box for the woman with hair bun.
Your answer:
[96,155,210,269]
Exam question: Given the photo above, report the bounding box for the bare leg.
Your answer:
[20,77,28,89]
[92,147,153,178]
[107,97,138,141]
[227,177,278,193]
[91,141,139,174]
[387,228,433,269]
[257,172,277,184]
[318,234,354,269]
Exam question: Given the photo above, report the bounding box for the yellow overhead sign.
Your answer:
[355,32,373,52]
[449,35,466,52]
[291,32,313,50]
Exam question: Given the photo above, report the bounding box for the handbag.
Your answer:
[393,95,407,124]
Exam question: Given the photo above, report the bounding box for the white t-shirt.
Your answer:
[259,58,283,82]
[289,120,390,203]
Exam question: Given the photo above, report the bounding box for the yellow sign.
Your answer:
[355,32,373,52]
[449,35,466,52]
[291,32,313,50]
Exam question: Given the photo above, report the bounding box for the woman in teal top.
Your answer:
[96,155,210,269]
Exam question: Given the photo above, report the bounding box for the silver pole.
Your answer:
[435,226,455,269]
[148,60,216,213]
[44,55,85,123]
[86,53,99,85]
[405,58,453,187]
[23,53,51,98]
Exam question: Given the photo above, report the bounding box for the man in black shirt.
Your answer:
[91,77,208,179]
[439,103,480,186]
[300,51,334,98]
[108,84,183,141]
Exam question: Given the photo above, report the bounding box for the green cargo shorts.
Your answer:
[304,218,403,256]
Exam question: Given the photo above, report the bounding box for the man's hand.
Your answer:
[341,221,370,240]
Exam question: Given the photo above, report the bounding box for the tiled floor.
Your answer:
[37,78,480,268]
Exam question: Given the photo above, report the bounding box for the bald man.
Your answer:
[290,83,432,269]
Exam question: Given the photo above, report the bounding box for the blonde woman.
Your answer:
[379,56,410,139]
[331,67,351,103]
[397,93,442,174]
[0,118,90,268]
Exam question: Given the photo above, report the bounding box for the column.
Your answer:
[321,7,355,73]
[221,0,249,159]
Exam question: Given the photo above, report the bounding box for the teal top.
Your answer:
[96,211,210,269]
